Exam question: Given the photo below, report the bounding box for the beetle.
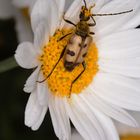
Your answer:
[39,0,133,96]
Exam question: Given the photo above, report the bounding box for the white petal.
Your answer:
[97,29,140,59]
[65,95,106,140]
[60,0,82,28]
[24,66,40,93]
[116,111,140,135]
[64,0,73,10]
[25,92,44,127]
[94,0,137,39]
[99,57,140,78]
[80,91,138,127]
[15,11,33,42]
[31,0,50,33]
[15,42,38,69]
[120,2,140,30]
[31,106,48,130]
[92,72,140,111]
[31,0,59,36]
[96,29,140,54]
[34,22,50,50]
[70,95,119,140]
[37,72,49,106]
[116,121,140,136]
[49,95,71,140]
[48,96,61,138]
[49,0,59,36]
[92,108,119,140]
[92,0,111,13]
[54,0,65,26]
[71,130,84,140]
[65,0,82,18]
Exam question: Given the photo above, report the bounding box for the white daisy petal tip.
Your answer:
[49,96,71,140]
[24,92,44,128]
[31,125,39,131]
[25,106,46,131]
[23,85,33,93]
[23,66,40,93]
[120,114,139,128]
[31,106,48,131]
[71,130,84,140]
[15,42,38,69]
[79,89,139,129]
[131,119,139,128]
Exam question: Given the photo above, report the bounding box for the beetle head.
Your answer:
[79,0,95,21]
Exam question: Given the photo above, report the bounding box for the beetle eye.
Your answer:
[81,6,87,13]
[79,12,84,19]
[81,6,85,10]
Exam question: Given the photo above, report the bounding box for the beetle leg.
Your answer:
[68,61,86,98]
[46,46,67,78]
[63,14,76,27]
[36,66,46,83]
[89,32,95,35]
[37,77,47,83]
[88,23,96,26]
[37,46,67,83]
[90,16,96,26]
[58,32,72,41]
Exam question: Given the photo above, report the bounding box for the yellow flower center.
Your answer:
[121,135,140,140]
[39,29,98,97]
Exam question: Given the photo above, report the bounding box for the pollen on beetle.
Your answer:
[39,29,98,97]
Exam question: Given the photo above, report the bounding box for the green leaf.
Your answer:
[0,56,19,73]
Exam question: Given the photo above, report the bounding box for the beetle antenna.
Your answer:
[83,0,87,8]
[92,9,133,16]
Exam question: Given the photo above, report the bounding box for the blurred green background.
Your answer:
[0,18,58,140]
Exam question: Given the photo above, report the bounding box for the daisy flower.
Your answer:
[15,0,140,140]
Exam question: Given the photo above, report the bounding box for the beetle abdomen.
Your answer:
[64,34,82,71]
[64,34,92,71]
[76,36,92,63]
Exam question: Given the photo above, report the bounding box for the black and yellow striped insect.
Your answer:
[39,0,133,96]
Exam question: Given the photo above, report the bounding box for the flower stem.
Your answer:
[0,56,19,73]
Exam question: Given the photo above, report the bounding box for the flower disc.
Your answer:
[39,29,98,97]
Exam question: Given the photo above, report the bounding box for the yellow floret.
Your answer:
[39,29,98,97]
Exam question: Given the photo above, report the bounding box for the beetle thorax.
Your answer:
[75,21,90,37]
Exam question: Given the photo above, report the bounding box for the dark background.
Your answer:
[0,18,58,140]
